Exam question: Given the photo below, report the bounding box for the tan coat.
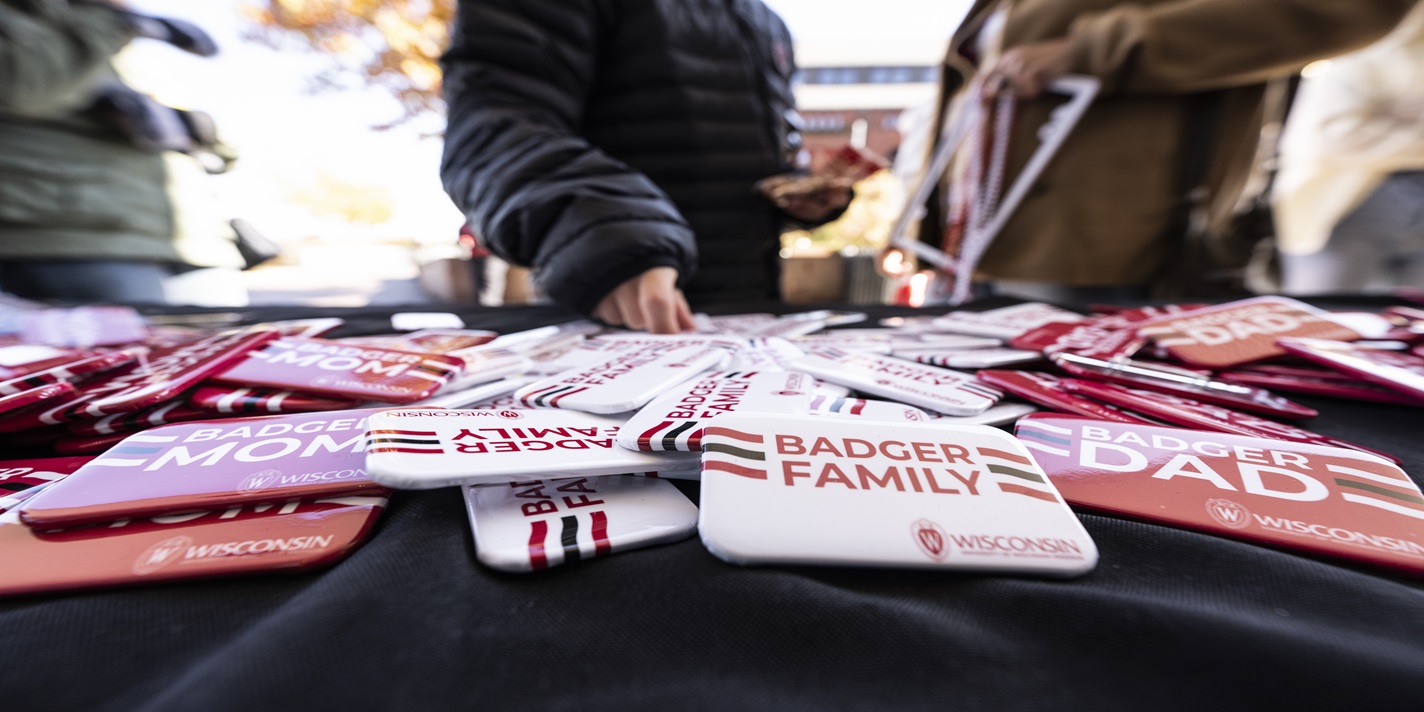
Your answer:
[920,0,1415,286]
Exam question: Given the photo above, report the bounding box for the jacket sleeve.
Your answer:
[1064,0,1416,95]
[0,0,133,115]
[439,0,698,312]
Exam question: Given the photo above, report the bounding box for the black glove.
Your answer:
[88,83,195,153]
[124,12,219,57]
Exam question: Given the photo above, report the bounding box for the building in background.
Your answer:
[793,42,943,168]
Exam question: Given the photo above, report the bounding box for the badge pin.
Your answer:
[697,413,1096,575]
[364,409,700,489]
[1017,414,1424,576]
[22,408,387,528]
[793,348,1001,416]
[1136,296,1363,368]
[618,371,813,451]
[464,475,697,572]
[514,342,731,414]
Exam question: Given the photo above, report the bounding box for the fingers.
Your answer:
[592,294,624,328]
[674,292,697,332]
[981,40,1073,100]
[591,267,692,334]
[637,267,684,335]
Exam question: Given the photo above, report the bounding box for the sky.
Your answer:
[118,0,972,248]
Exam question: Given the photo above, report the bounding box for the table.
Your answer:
[4,298,1423,711]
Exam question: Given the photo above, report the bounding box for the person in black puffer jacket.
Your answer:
[440,0,846,332]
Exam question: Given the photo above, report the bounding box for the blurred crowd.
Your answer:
[1,0,1422,323]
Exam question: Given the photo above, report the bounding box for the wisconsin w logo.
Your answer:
[133,535,193,575]
[913,519,950,561]
[1206,498,1252,530]
[240,470,280,491]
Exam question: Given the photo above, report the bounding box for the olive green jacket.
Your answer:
[0,0,242,268]
[920,0,1415,286]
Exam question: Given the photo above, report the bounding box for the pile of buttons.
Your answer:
[1,295,1421,595]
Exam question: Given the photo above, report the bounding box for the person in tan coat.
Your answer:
[914,0,1415,303]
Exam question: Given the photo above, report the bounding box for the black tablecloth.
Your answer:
[4,299,1424,712]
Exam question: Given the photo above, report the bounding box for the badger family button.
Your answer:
[792,348,1001,416]
[807,395,930,422]
[21,408,387,528]
[618,371,812,451]
[363,409,699,489]
[514,342,730,414]
[1015,414,1424,576]
[697,413,1097,575]
[1136,296,1362,368]
[931,303,1085,339]
[463,475,698,572]
[213,337,465,404]
[723,337,806,371]
[0,494,387,597]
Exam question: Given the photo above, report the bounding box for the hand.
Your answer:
[981,39,1073,99]
[775,180,854,223]
[592,267,696,334]
[125,12,219,57]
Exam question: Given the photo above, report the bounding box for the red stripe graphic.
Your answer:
[368,429,438,437]
[590,510,611,555]
[850,399,866,415]
[366,447,443,454]
[703,460,768,480]
[547,386,589,407]
[638,420,675,447]
[528,520,549,570]
[977,447,1034,467]
[702,427,765,445]
[517,384,561,406]
[998,482,1060,503]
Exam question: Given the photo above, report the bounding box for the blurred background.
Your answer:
[115,0,974,307]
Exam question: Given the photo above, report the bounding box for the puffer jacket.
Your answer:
[440,0,799,311]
